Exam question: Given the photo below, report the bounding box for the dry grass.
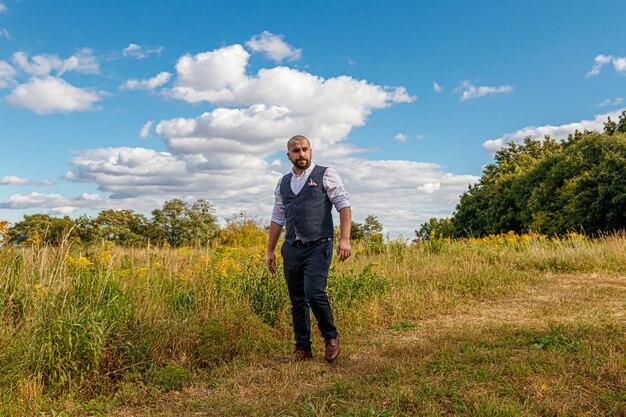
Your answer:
[113,253,625,416]
[1,235,625,416]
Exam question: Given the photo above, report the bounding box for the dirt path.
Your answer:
[114,272,626,416]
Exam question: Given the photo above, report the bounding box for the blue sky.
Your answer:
[1,0,626,236]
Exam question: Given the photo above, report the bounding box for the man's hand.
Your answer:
[337,237,352,261]
[267,251,277,274]
[266,221,283,274]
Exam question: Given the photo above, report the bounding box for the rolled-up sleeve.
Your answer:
[271,178,286,226]
[323,168,350,212]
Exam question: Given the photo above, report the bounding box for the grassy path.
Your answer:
[114,272,625,416]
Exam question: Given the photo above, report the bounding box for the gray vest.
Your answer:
[280,165,334,244]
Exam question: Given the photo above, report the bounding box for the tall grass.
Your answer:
[0,233,624,414]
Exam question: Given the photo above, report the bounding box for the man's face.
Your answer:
[287,139,312,171]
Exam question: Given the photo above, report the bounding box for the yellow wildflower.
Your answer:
[33,283,46,298]
[216,257,241,277]
[74,256,93,268]
[25,231,41,247]
[94,250,112,266]
[178,268,194,282]
[176,246,193,257]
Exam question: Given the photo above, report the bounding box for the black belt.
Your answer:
[292,237,332,247]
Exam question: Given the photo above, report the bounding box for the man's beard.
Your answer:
[291,157,311,170]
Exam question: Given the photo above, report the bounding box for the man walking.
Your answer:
[267,135,352,362]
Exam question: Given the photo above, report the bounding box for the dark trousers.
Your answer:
[281,238,337,351]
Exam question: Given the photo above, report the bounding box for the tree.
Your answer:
[149,199,218,246]
[522,132,626,234]
[350,221,365,241]
[449,114,626,237]
[604,111,626,135]
[74,214,98,244]
[362,215,383,240]
[92,209,148,246]
[8,214,76,245]
[452,136,562,237]
[415,217,454,240]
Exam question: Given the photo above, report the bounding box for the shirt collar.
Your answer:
[292,162,316,177]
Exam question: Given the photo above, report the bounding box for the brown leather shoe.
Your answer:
[325,338,340,362]
[293,349,313,362]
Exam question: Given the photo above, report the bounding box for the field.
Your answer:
[0,234,624,416]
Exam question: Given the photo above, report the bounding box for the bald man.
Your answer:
[267,135,352,362]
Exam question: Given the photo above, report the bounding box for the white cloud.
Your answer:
[586,54,613,77]
[5,40,477,237]
[156,104,297,159]
[415,134,425,141]
[614,57,626,73]
[121,71,171,90]
[0,60,16,88]
[57,48,100,76]
[245,31,302,62]
[433,81,442,93]
[417,182,441,194]
[0,175,54,186]
[12,52,61,76]
[595,97,624,108]
[0,3,6,13]
[586,54,626,77]
[455,81,513,101]
[64,147,190,195]
[334,158,478,236]
[56,147,478,236]
[483,108,626,153]
[62,146,280,213]
[393,133,407,143]
[123,43,164,59]
[165,43,414,129]
[0,192,105,215]
[154,43,415,175]
[0,28,9,39]
[79,192,102,201]
[12,49,99,77]
[166,44,249,103]
[51,206,78,215]
[0,175,30,185]
[5,76,102,114]
[0,192,72,209]
[139,121,153,139]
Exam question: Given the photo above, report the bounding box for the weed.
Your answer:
[150,364,190,391]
